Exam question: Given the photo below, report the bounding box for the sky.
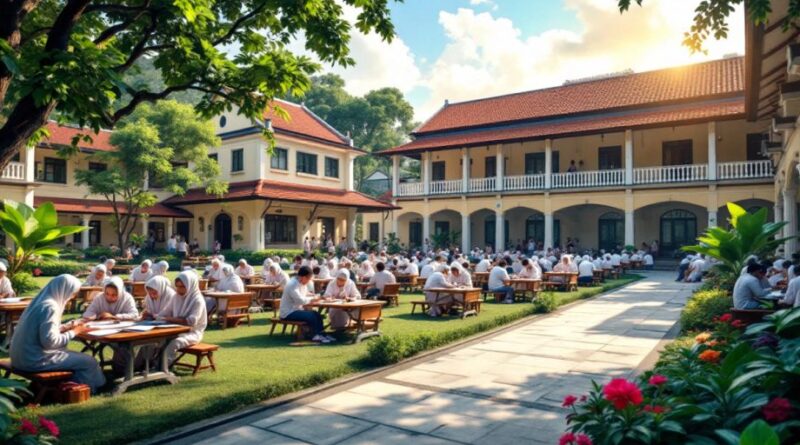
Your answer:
[320,0,745,123]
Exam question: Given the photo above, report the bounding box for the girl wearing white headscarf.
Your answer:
[82,277,139,321]
[142,276,175,320]
[206,258,224,282]
[357,260,375,281]
[317,260,333,279]
[104,259,116,276]
[423,264,454,317]
[448,263,473,287]
[323,270,361,329]
[518,258,542,280]
[158,271,207,362]
[11,275,106,392]
[264,263,290,288]
[0,262,15,298]
[84,264,107,286]
[130,260,153,282]
[235,259,255,279]
[205,265,243,313]
[152,260,169,276]
[260,258,273,279]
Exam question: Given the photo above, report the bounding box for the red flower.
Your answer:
[563,395,578,407]
[33,268,42,277]
[19,419,37,435]
[731,319,745,329]
[648,374,668,386]
[579,395,587,402]
[602,378,643,410]
[762,397,792,423]
[559,433,576,445]
[643,404,666,414]
[718,313,732,323]
[39,417,59,437]
[576,434,593,445]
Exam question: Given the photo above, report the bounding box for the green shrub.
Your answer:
[680,289,731,332]
[533,292,558,313]
[10,272,39,295]
[24,258,89,276]
[82,246,115,259]
[366,335,407,365]
[220,249,306,264]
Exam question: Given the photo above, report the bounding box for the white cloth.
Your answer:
[264,267,290,288]
[279,277,314,319]
[130,260,153,282]
[158,271,207,362]
[152,261,169,276]
[144,276,175,316]
[781,276,800,307]
[488,266,510,290]
[0,276,16,298]
[423,272,453,316]
[83,265,107,286]
[324,279,361,329]
[448,270,473,287]
[82,277,139,320]
[11,275,105,392]
[235,261,255,278]
[578,260,595,277]
[368,270,396,293]
[475,259,492,273]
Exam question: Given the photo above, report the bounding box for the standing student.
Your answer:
[158,271,208,363]
[177,237,188,259]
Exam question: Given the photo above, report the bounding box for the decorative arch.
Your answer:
[213,212,233,250]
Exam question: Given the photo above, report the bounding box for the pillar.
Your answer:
[495,209,504,251]
[707,121,717,180]
[624,130,633,185]
[544,139,553,189]
[23,144,35,183]
[166,217,174,240]
[462,148,470,193]
[461,213,470,253]
[422,214,431,250]
[81,214,91,249]
[707,210,718,228]
[775,202,784,225]
[250,217,264,250]
[783,187,797,254]
[544,213,553,249]
[422,152,431,195]
[345,151,355,192]
[624,189,634,247]
[391,212,398,236]
[141,217,149,237]
[495,145,504,192]
[392,156,400,197]
[143,171,149,191]
[346,208,357,249]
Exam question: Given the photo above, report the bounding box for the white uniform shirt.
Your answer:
[488,266,510,290]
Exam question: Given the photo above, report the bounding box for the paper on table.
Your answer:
[89,329,122,337]
[86,321,136,329]
[153,324,183,328]
[1,297,22,303]
[123,325,155,332]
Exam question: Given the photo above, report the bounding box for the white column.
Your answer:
[494,209,504,250]
[783,188,797,254]
[141,217,149,237]
[495,145,504,192]
[544,212,553,249]
[345,152,355,192]
[625,212,634,246]
[166,217,174,240]
[707,121,717,180]
[391,213,398,236]
[624,130,633,185]
[392,156,400,197]
[81,214,91,249]
[346,209,357,249]
[143,171,149,191]
[257,140,267,178]
[422,214,431,248]
[707,210,718,228]
[24,144,35,182]
[775,203,784,225]
[545,139,553,189]
[461,213,470,253]
[250,217,264,250]
[462,148,470,193]
[422,152,431,195]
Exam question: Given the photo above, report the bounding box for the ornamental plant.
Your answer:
[0,377,60,444]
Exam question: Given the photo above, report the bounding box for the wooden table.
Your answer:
[543,272,578,291]
[72,286,103,313]
[393,274,419,291]
[0,300,30,351]
[313,278,333,293]
[427,287,481,318]
[308,300,385,343]
[202,291,255,327]
[78,325,190,395]
[245,284,281,313]
[593,269,605,285]
[355,282,372,296]
[508,278,541,301]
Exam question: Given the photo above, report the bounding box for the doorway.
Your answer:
[214,213,232,250]
[660,209,697,257]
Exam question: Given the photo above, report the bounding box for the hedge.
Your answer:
[24,259,90,276]
[679,289,732,332]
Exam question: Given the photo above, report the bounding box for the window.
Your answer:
[11,153,20,162]
[219,115,227,128]
[231,148,244,172]
[88,162,107,173]
[325,157,339,178]
[431,161,445,181]
[598,146,622,170]
[662,140,693,166]
[746,133,768,160]
[208,153,218,163]
[148,222,165,242]
[369,223,380,242]
[271,148,288,170]
[73,221,101,245]
[434,221,450,235]
[524,152,560,174]
[264,215,297,244]
[296,151,317,175]
[42,157,67,183]
[485,157,496,177]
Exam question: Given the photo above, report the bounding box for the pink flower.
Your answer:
[762,397,792,423]
[559,432,576,445]
[648,374,668,386]
[602,378,643,410]
[33,268,42,277]
[579,395,587,402]
[718,313,732,323]
[576,434,593,445]
[19,419,37,435]
[39,417,59,437]
[562,395,578,407]
[643,404,666,414]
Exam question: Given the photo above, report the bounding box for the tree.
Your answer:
[618,0,792,53]
[0,0,397,170]
[75,100,225,248]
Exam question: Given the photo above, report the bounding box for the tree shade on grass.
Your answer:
[11,275,639,445]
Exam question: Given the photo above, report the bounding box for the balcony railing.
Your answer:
[552,169,624,189]
[0,161,25,181]
[394,160,772,197]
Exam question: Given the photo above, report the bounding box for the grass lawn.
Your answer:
[10,274,640,445]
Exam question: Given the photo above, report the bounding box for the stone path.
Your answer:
[159,272,695,445]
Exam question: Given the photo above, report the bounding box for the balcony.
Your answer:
[394,160,773,197]
[0,161,25,181]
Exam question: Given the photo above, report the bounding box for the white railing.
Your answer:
[717,160,772,180]
[633,164,707,185]
[504,174,545,191]
[397,181,423,197]
[469,177,496,193]
[0,161,25,181]
[552,169,624,189]
[429,179,462,195]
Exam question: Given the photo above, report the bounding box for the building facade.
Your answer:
[364,56,777,257]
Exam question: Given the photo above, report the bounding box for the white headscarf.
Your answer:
[0,262,6,272]
[130,259,153,282]
[85,264,107,285]
[164,271,207,337]
[99,277,137,315]
[145,276,175,315]
[216,264,244,292]
[27,274,81,313]
[153,260,169,276]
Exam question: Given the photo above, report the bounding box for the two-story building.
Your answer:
[364,56,777,257]
[0,99,393,251]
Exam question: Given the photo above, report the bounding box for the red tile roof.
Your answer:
[164,179,396,211]
[385,99,744,155]
[40,121,115,152]
[35,196,192,218]
[416,57,744,135]
[266,100,352,148]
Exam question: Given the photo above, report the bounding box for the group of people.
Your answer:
[733,254,800,310]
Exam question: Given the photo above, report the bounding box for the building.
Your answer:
[364,56,777,257]
[0,99,393,251]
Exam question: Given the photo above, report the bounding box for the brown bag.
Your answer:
[57,382,90,404]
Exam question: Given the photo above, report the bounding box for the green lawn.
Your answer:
[11,274,640,445]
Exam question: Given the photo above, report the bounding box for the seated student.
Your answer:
[448,264,473,288]
[264,263,290,288]
[489,260,514,303]
[104,259,116,276]
[260,258,273,280]
[423,264,455,316]
[357,260,375,282]
[84,264,107,286]
[83,277,139,321]
[205,264,244,313]
[578,257,595,285]
[517,258,542,280]
[643,253,654,270]
[279,266,334,344]
[204,258,224,282]
[323,270,360,330]
[142,276,175,320]
[733,264,771,309]
[317,260,333,279]
[129,260,153,282]
[152,260,169,277]
[780,271,800,307]
[366,262,396,299]
[234,259,255,279]
[0,262,16,298]
[158,271,208,363]
[10,275,106,393]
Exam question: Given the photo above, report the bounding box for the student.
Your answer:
[84,264,107,286]
[578,257,595,285]
[167,235,177,253]
[366,262,396,299]
[205,258,224,282]
[357,260,375,282]
[449,264,473,287]
[488,260,514,303]
[158,271,208,363]
[235,259,255,279]
[518,258,542,280]
[152,260,169,277]
[130,259,153,282]
[0,262,16,298]
[423,264,455,316]
[323,270,360,330]
[10,275,105,392]
[264,263,290,288]
[206,265,244,313]
[82,277,139,321]
[733,264,771,309]
[104,259,116,276]
[279,266,334,343]
[142,276,175,320]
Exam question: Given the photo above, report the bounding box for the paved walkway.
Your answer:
[160,272,695,445]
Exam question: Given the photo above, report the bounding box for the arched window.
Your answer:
[598,212,624,252]
[237,215,244,232]
[660,209,697,258]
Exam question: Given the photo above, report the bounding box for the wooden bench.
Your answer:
[410,300,430,314]
[731,308,775,326]
[173,343,219,376]
[379,283,401,307]
[0,358,73,404]
[218,293,254,329]
[269,318,307,340]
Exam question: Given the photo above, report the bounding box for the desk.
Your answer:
[246,284,281,314]
[543,272,578,291]
[592,270,605,285]
[427,287,481,318]
[308,300,385,343]
[73,286,103,313]
[78,325,190,395]
[202,291,255,328]
[508,278,541,301]
[313,278,333,294]
[355,282,372,296]
[0,300,30,351]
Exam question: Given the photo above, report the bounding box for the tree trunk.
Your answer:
[0,98,55,169]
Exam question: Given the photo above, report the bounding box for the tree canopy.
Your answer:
[0,0,398,170]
